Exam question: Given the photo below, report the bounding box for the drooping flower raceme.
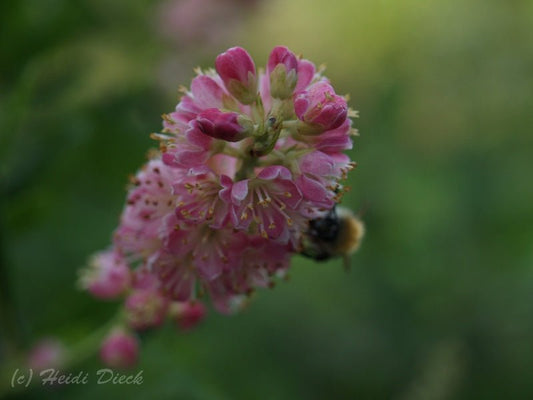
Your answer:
[81,46,360,365]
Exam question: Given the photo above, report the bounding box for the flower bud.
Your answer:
[171,301,206,331]
[267,46,298,99]
[100,329,139,369]
[294,81,348,133]
[132,268,160,290]
[294,59,316,93]
[192,108,252,142]
[79,251,130,299]
[27,338,66,370]
[125,289,169,330]
[215,47,257,104]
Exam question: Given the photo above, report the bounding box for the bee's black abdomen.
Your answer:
[308,207,340,243]
[299,207,340,262]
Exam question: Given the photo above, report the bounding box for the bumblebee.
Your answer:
[300,206,365,269]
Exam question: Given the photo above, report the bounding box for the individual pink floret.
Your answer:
[294,81,348,131]
[224,166,304,244]
[267,46,298,76]
[125,289,169,330]
[172,301,207,331]
[80,250,130,299]
[191,108,250,142]
[267,46,299,99]
[206,235,290,313]
[114,159,181,258]
[100,329,139,369]
[294,59,316,93]
[215,46,257,104]
[312,118,354,153]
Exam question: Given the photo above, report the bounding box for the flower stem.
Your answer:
[63,309,125,367]
[235,151,257,181]
[0,308,124,396]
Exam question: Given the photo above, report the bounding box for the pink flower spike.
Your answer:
[172,301,207,331]
[80,250,130,299]
[100,329,139,369]
[125,289,169,331]
[87,45,362,319]
[215,47,257,104]
[267,46,298,99]
[294,81,348,132]
[191,108,251,142]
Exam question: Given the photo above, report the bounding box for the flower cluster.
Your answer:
[81,46,358,367]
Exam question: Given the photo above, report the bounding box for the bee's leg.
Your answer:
[343,255,352,272]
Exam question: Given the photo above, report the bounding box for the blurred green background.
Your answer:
[1,0,533,398]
